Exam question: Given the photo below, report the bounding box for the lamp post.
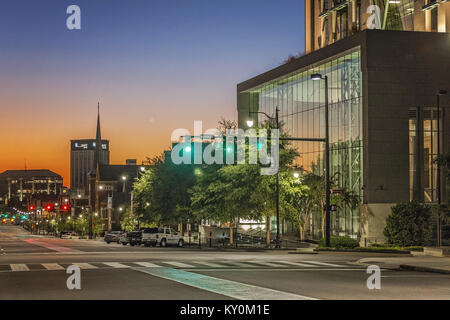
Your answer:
[436,89,447,247]
[311,73,331,247]
[247,107,281,248]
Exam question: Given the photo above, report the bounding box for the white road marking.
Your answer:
[134,267,318,300]
[74,263,98,269]
[10,264,30,272]
[163,261,195,268]
[303,261,342,267]
[134,262,162,268]
[224,261,253,268]
[193,261,224,268]
[42,263,65,270]
[103,262,131,269]
[274,260,319,267]
[249,261,283,268]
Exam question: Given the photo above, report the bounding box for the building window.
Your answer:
[244,48,362,239]
[430,7,438,32]
[423,109,440,202]
[409,110,417,201]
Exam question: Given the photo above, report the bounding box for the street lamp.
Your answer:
[122,175,127,193]
[247,107,281,248]
[436,89,447,247]
[311,72,331,247]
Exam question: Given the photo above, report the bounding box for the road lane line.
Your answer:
[133,267,318,300]
[134,262,162,268]
[303,261,342,267]
[224,261,253,268]
[274,261,318,267]
[10,264,30,272]
[249,261,283,268]
[41,263,65,270]
[73,263,98,269]
[103,262,131,269]
[163,261,195,268]
[193,261,224,268]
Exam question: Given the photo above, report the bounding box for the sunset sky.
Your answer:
[0,0,305,186]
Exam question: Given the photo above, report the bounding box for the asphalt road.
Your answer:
[0,225,449,300]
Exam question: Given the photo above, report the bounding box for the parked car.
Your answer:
[118,232,129,245]
[60,231,78,239]
[127,231,142,246]
[104,231,122,244]
[141,228,160,247]
[143,227,184,247]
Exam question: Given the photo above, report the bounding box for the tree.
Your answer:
[384,201,433,246]
[133,154,197,227]
[120,208,138,232]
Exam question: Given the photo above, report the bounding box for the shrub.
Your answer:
[318,236,359,249]
[383,201,433,246]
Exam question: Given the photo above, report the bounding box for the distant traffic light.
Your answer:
[62,204,70,211]
[29,205,35,211]
[45,204,54,212]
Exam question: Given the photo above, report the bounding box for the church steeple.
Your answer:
[93,103,102,168]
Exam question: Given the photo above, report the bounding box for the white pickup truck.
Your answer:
[141,227,184,247]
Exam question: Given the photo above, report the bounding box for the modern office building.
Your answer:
[237,1,450,243]
[0,169,64,206]
[70,110,110,196]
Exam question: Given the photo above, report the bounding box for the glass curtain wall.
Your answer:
[244,48,363,239]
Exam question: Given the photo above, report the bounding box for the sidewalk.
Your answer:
[355,255,450,274]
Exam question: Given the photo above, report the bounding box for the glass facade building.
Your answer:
[242,48,363,238]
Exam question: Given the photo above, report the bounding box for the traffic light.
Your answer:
[29,205,35,211]
[45,204,54,212]
[62,204,70,211]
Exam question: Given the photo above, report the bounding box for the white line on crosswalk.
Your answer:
[42,263,65,270]
[274,261,319,267]
[163,261,195,268]
[134,262,162,268]
[249,261,283,268]
[74,263,98,269]
[10,264,30,272]
[103,262,131,269]
[303,261,341,267]
[224,261,253,268]
[193,261,224,268]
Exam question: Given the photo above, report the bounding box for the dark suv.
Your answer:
[127,231,142,246]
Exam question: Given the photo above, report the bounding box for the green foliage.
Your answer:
[383,201,433,246]
[133,155,198,225]
[318,236,359,249]
[120,208,138,232]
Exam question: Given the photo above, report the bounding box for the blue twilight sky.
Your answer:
[0,0,305,184]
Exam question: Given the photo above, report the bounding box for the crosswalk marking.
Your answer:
[103,262,130,269]
[249,261,282,268]
[10,264,30,272]
[274,261,318,267]
[134,262,162,268]
[163,261,195,268]
[42,263,65,270]
[224,261,253,268]
[193,261,224,268]
[0,260,351,272]
[74,263,98,269]
[303,261,341,267]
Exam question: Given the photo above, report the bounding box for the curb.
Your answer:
[399,264,450,275]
